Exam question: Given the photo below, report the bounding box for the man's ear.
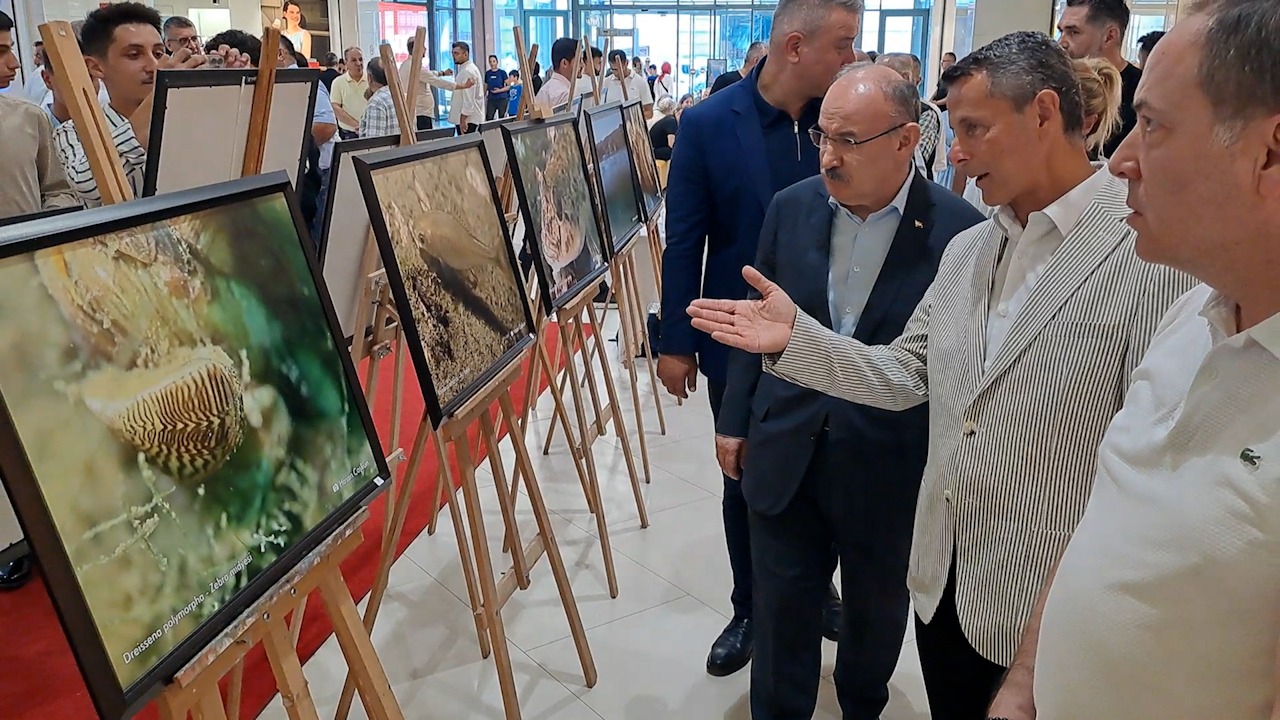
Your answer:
[1258,115,1280,200]
[84,55,105,81]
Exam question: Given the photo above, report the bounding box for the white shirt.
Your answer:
[1035,284,1280,720]
[985,166,1111,365]
[602,71,653,108]
[535,71,572,110]
[398,57,439,118]
[827,170,913,336]
[444,60,484,125]
[52,104,146,207]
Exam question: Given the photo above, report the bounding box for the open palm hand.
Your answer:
[687,266,797,354]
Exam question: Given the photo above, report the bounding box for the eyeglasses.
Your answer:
[809,123,908,150]
[169,35,202,49]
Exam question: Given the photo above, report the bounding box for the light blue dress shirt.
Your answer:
[827,170,914,337]
[313,83,337,170]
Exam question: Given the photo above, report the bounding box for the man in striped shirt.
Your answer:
[360,57,399,139]
[52,2,204,206]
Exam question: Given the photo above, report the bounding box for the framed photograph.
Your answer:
[584,102,644,255]
[621,99,664,222]
[476,117,517,186]
[502,115,609,311]
[353,136,536,428]
[0,173,389,719]
[317,127,456,342]
[142,68,320,197]
[707,58,728,87]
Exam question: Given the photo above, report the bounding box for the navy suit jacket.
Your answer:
[660,67,819,386]
[717,172,986,523]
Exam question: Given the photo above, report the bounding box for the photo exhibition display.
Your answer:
[621,99,664,221]
[354,136,536,427]
[585,102,645,254]
[0,176,389,718]
[502,115,610,310]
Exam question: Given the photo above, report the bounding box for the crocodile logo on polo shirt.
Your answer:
[1240,448,1261,470]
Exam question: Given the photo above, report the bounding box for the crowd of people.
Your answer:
[662,0,1280,718]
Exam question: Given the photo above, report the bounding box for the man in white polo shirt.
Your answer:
[984,1,1280,718]
[602,49,653,119]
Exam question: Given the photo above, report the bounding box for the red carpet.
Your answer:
[0,328,566,719]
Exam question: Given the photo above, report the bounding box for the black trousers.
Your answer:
[915,560,1008,720]
[486,96,509,120]
[749,430,908,720]
[707,380,753,620]
[416,116,434,131]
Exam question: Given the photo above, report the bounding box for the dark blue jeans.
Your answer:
[707,380,753,620]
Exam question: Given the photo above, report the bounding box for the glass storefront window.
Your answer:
[1053,0,1179,62]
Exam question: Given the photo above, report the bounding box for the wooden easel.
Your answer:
[431,343,597,720]
[41,21,133,205]
[43,20,403,719]
[155,512,404,720]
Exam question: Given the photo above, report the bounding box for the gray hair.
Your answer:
[745,41,768,65]
[657,96,677,114]
[1189,0,1280,144]
[771,0,865,41]
[940,30,1085,136]
[162,15,195,33]
[835,61,922,122]
[876,52,917,82]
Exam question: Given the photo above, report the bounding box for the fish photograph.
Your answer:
[356,138,534,425]
[586,103,644,253]
[0,184,386,714]
[503,116,609,310]
[622,100,663,220]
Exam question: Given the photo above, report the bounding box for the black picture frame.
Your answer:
[142,68,320,197]
[501,114,610,313]
[317,127,457,343]
[0,173,390,719]
[583,101,644,257]
[0,205,79,228]
[351,135,538,429]
[620,99,664,223]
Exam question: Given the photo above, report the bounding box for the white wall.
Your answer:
[972,0,1055,50]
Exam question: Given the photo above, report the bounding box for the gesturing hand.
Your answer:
[688,266,798,355]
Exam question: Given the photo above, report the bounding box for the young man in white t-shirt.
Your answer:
[602,49,653,119]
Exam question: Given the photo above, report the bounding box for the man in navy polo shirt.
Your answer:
[659,0,863,678]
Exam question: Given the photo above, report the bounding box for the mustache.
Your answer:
[824,167,847,182]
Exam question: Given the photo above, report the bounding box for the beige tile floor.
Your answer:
[259,312,932,720]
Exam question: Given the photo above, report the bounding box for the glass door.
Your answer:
[878,9,930,92]
[524,12,569,79]
[676,9,713,98]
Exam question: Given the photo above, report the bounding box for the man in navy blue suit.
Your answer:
[659,0,863,677]
[719,63,985,719]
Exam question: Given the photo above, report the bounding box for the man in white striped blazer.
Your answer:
[688,31,1196,719]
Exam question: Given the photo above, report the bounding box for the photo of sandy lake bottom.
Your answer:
[367,147,530,411]
[0,194,380,689]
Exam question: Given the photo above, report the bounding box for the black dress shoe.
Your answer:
[822,585,842,642]
[706,616,753,677]
[0,555,32,591]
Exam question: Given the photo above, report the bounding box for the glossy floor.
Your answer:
[259,318,932,720]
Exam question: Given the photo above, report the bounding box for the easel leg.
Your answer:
[611,260,653,485]
[447,433,523,720]
[194,690,230,720]
[261,612,322,720]
[557,313,620,597]
[624,252,666,436]
[482,409,530,590]
[318,565,404,720]
[576,306,609,438]
[497,391,598,686]
[334,412,431,720]
[584,301,649,529]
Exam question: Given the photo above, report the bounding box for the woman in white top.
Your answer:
[280,0,311,61]
[962,57,1121,218]
[654,61,674,101]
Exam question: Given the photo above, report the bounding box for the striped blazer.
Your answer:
[766,173,1196,665]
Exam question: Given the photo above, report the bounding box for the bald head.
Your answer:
[829,62,922,122]
[852,49,871,63]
